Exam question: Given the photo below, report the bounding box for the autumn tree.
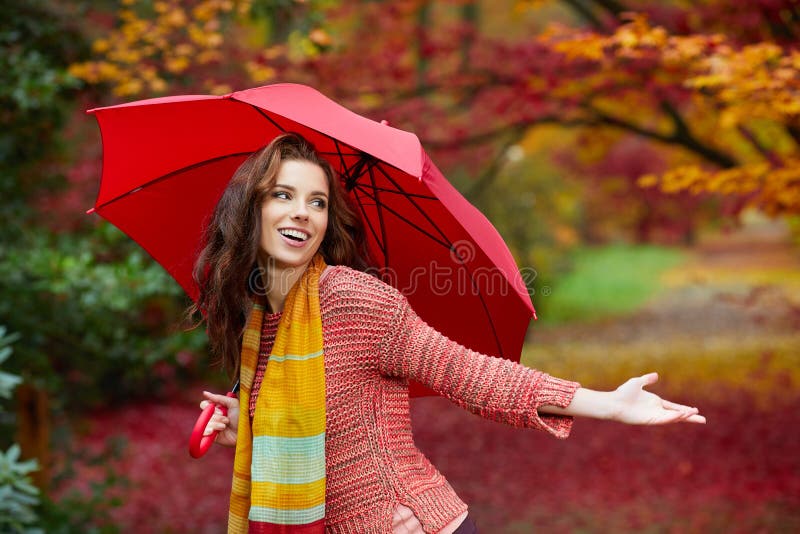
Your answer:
[69,0,800,238]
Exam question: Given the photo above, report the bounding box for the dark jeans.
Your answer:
[453,514,478,534]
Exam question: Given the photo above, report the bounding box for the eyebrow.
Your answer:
[273,184,329,198]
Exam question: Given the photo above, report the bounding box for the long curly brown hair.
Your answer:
[185,133,371,374]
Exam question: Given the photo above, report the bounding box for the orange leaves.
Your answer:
[544,14,715,65]
[538,13,800,216]
[69,0,247,97]
[640,160,800,217]
[544,15,800,133]
[686,44,800,128]
[69,0,336,98]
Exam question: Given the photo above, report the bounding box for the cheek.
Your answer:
[319,214,330,238]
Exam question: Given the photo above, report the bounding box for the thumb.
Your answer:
[203,390,238,409]
[640,372,659,388]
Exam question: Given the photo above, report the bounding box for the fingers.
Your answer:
[203,413,231,436]
[662,399,694,412]
[659,399,707,424]
[203,390,238,409]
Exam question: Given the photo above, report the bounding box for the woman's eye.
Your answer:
[272,191,290,200]
[311,198,327,209]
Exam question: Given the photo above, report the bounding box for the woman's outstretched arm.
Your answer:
[539,372,706,425]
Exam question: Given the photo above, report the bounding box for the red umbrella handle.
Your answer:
[189,391,236,459]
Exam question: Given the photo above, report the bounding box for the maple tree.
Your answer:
[68,0,800,232]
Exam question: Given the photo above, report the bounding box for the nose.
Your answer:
[291,200,309,221]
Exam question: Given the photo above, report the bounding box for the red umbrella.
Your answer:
[87,83,536,389]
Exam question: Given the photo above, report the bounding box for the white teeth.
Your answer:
[278,228,309,241]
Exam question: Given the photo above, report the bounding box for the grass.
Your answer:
[536,243,687,325]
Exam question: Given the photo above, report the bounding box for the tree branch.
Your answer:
[590,103,737,168]
[786,124,800,147]
[737,125,783,167]
[465,126,527,202]
[587,0,628,18]
[561,0,607,31]
[459,1,478,71]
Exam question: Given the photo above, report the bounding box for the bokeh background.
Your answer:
[1,1,799,532]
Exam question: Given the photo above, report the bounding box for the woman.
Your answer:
[191,133,705,534]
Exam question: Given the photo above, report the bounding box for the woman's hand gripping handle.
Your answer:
[189,388,240,458]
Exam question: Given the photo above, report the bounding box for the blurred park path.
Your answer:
[531,213,800,348]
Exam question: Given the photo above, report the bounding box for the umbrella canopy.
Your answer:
[87,83,536,391]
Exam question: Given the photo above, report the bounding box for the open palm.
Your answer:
[613,373,705,425]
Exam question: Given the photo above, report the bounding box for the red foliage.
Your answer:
[64,383,800,532]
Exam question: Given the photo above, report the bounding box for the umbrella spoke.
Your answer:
[251,106,287,133]
[352,184,452,251]
[93,151,253,212]
[367,165,390,268]
[352,183,437,201]
[374,164,452,246]
[352,186,388,266]
[466,274,505,358]
[333,139,361,192]
[318,150,361,158]
[355,184,506,357]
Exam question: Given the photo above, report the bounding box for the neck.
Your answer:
[257,257,310,313]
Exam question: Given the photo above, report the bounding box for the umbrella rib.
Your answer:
[352,184,452,250]
[93,151,254,212]
[356,175,508,357]
[251,106,287,133]
[354,183,437,200]
[318,150,361,157]
[373,164,451,245]
[470,274,507,358]
[333,139,350,174]
[352,185,388,266]
[332,139,356,190]
[367,164,390,268]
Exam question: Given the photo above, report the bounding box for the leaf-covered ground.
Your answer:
[69,219,800,532]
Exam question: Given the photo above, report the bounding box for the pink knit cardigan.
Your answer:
[249,266,580,533]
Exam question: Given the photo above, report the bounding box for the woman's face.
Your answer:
[259,159,329,272]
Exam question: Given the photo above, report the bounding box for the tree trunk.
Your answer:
[16,383,50,491]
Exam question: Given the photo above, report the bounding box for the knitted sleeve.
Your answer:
[378,292,581,439]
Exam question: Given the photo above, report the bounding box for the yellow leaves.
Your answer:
[551,32,605,62]
[114,78,144,97]
[547,14,680,64]
[637,174,659,188]
[92,39,111,54]
[204,80,233,95]
[613,16,668,56]
[163,6,188,27]
[308,28,332,48]
[513,0,549,12]
[69,0,255,97]
[245,61,276,83]
[543,14,799,139]
[196,49,222,64]
[685,73,726,90]
[639,160,800,216]
[684,42,800,128]
[165,56,190,74]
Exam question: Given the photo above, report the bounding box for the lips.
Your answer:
[278,228,310,241]
[277,228,311,247]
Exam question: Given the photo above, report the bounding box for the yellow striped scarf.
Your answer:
[229,255,327,534]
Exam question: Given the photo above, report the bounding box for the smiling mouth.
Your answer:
[278,228,310,242]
